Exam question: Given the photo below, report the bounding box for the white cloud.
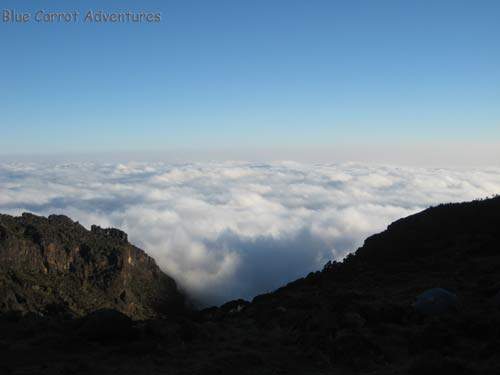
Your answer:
[0,161,499,306]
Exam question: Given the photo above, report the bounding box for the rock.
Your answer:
[415,288,458,316]
[220,299,250,314]
[0,213,185,319]
[90,225,128,242]
[322,260,341,272]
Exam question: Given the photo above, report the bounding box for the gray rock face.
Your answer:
[0,213,185,319]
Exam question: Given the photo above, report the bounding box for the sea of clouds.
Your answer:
[0,161,499,306]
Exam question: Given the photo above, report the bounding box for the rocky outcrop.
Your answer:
[1,196,500,374]
[0,213,184,319]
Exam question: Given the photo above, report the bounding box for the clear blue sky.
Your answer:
[1,0,499,159]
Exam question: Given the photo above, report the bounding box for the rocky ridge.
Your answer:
[0,213,184,320]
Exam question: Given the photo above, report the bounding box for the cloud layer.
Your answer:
[1,161,499,305]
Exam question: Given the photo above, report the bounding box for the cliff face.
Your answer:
[0,213,184,319]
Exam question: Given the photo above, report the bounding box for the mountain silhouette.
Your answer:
[0,196,499,374]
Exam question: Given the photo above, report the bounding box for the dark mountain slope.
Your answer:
[356,195,500,263]
[1,196,500,374]
[224,196,500,373]
[0,213,184,319]
[257,196,500,308]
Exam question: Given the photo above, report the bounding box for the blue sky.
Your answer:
[1,0,499,161]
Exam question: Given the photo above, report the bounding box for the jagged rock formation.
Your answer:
[0,213,184,319]
[0,196,499,374]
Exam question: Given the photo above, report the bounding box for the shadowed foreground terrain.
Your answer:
[1,196,500,374]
